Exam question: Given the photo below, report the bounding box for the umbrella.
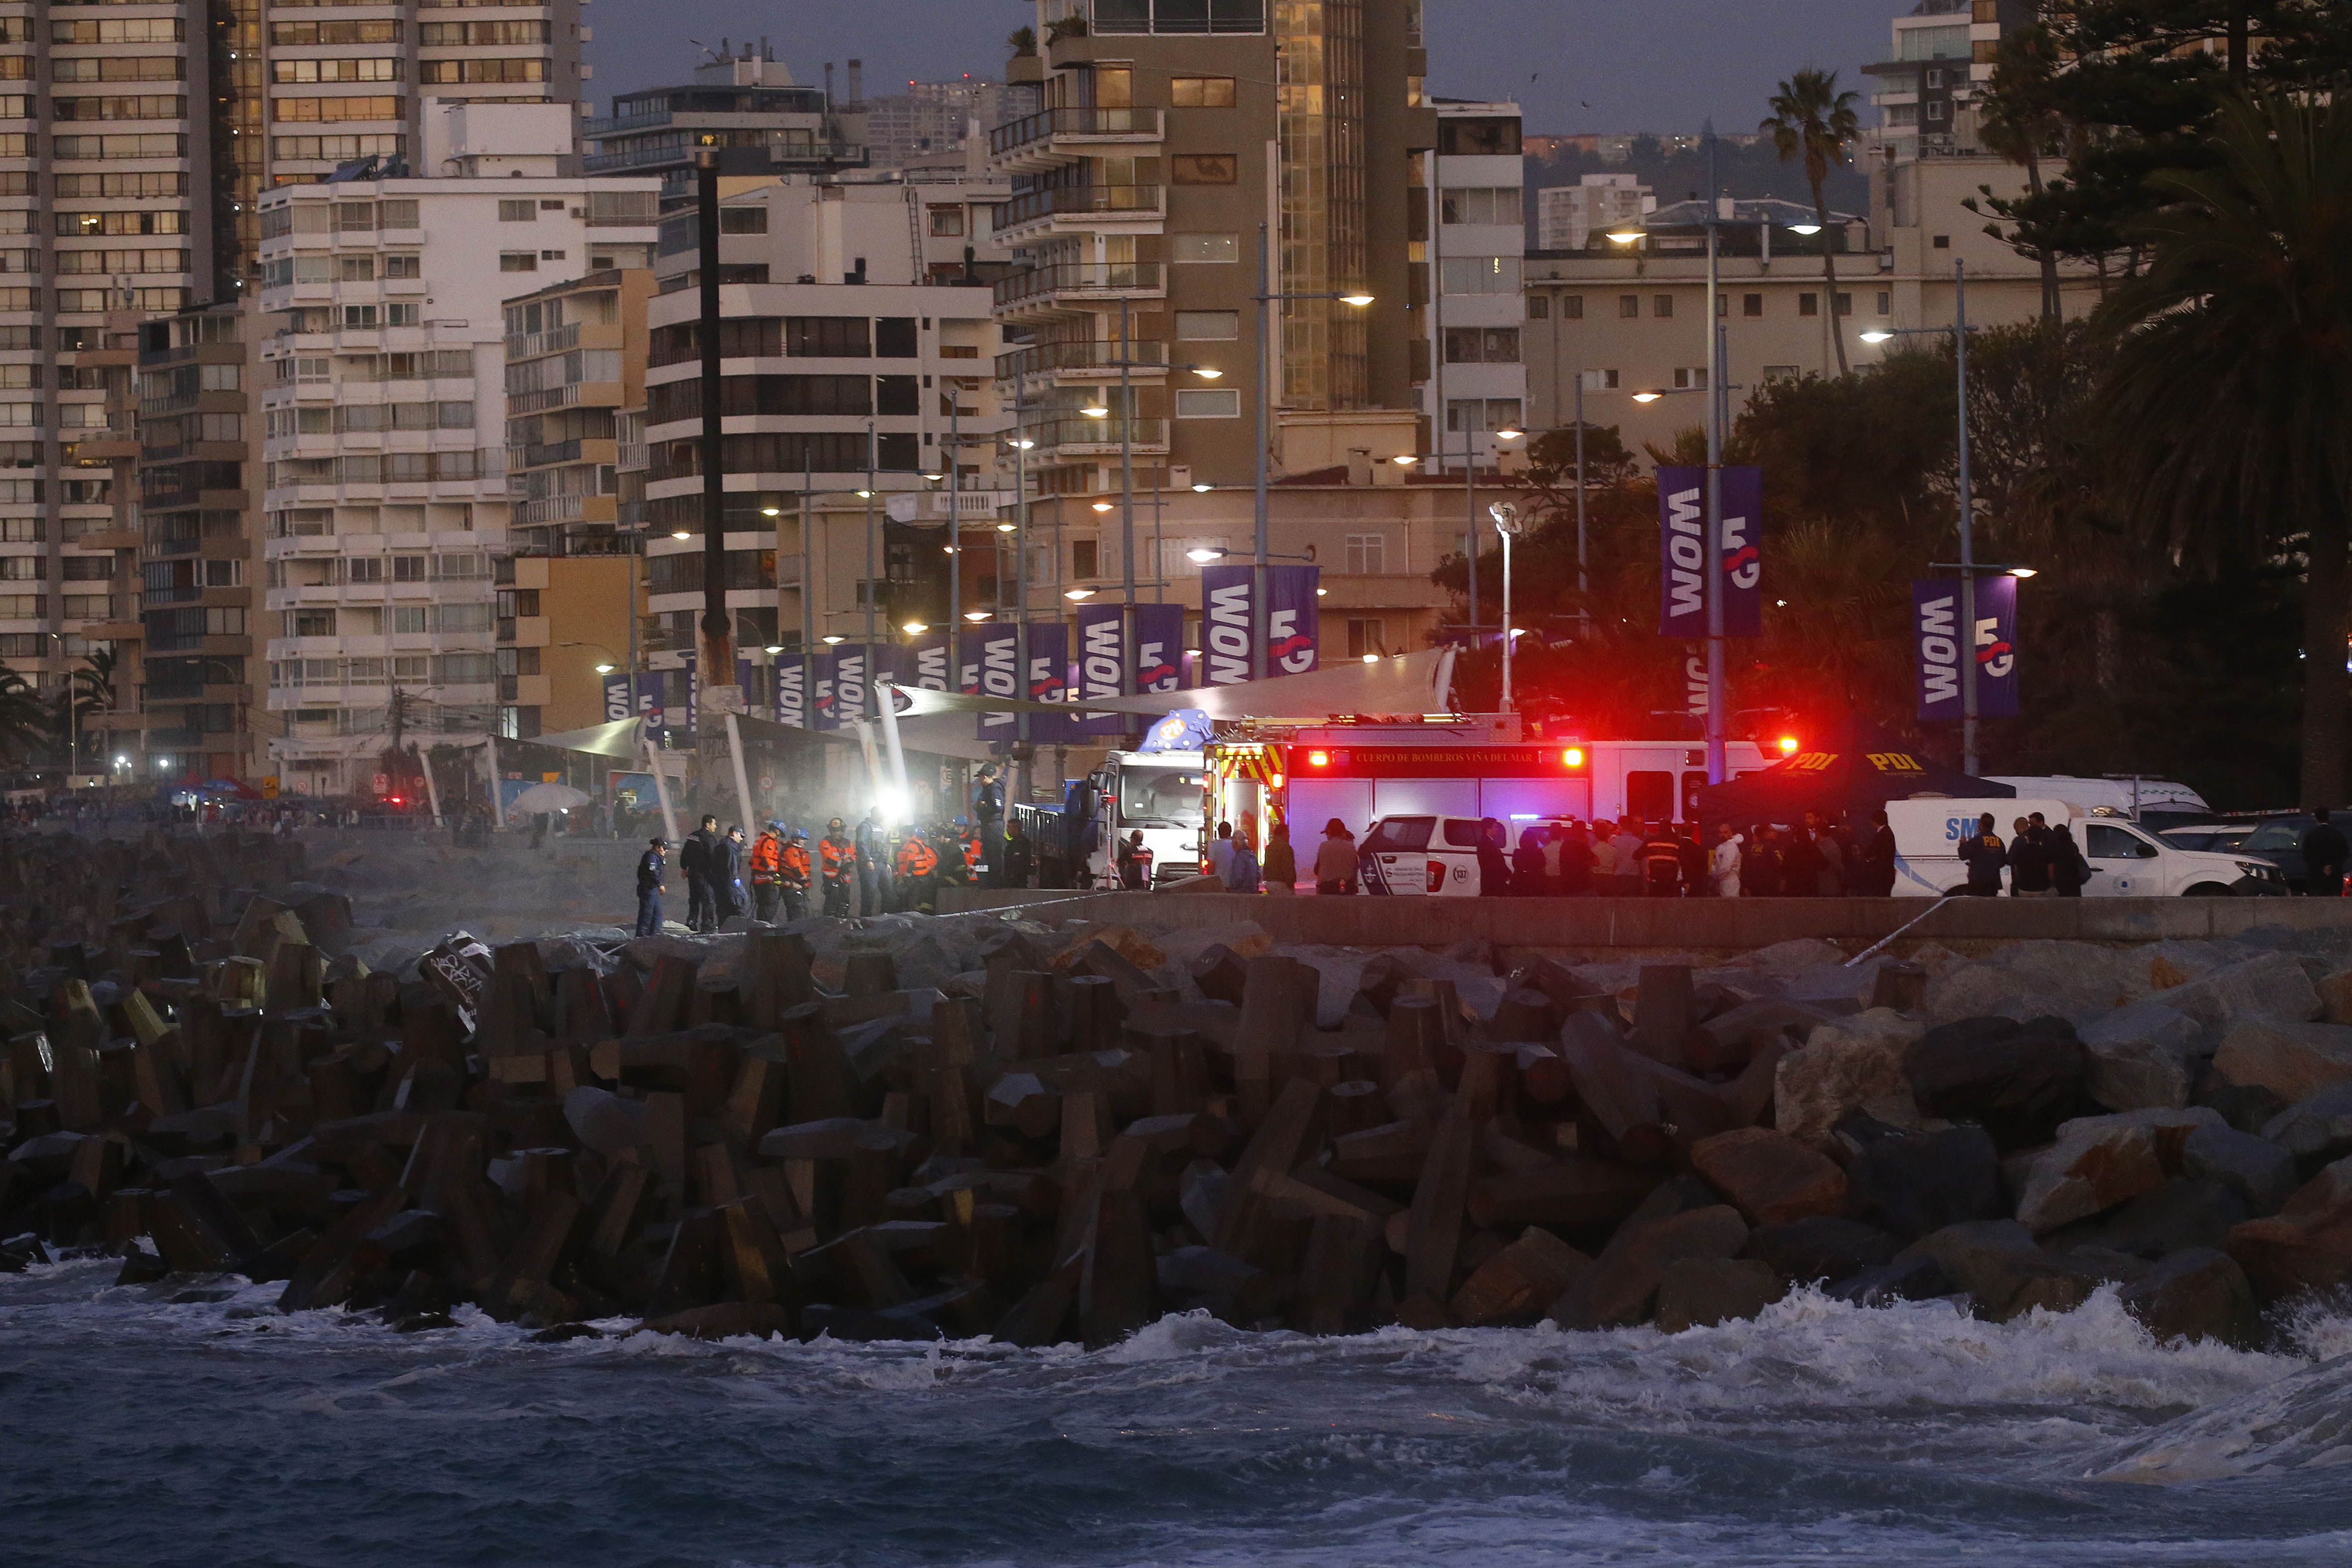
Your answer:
[1695,712,2014,825]
[509,781,592,814]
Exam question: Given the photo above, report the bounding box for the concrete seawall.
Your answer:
[934,888,2352,948]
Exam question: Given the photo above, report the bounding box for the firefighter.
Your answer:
[819,816,857,917]
[748,820,785,923]
[960,818,983,878]
[779,827,813,922]
[896,827,941,913]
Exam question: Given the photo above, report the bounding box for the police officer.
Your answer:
[971,764,1005,885]
[853,805,886,915]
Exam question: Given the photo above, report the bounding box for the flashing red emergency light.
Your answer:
[1307,749,1331,767]
[1776,735,1800,756]
[1561,747,1585,768]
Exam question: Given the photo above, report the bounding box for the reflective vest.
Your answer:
[780,842,811,887]
[749,833,783,883]
[963,834,982,869]
[820,836,856,880]
[897,838,939,877]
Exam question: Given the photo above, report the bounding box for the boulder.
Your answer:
[562,1087,651,1159]
[2317,967,2352,1027]
[2225,1156,2352,1302]
[1655,1257,1786,1332]
[2199,1081,2290,1137]
[1904,1015,2088,1149]
[1923,963,2040,1026]
[1449,1227,1592,1327]
[2079,1000,2205,1113]
[1744,1215,1902,1285]
[2045,1176,2250,1261]
[1898,1219,2097,1321]
[2145,940,2230,993]
[1774,1008,1923,1150]
[2161,952,2322,1033]
[2118,1247,2261,1347]
[2259,1081,2352,1169]
[635,1301,793,1340]
[1689,1127,1848,1227]
[2211,1017,2352,1104]
[1846,1123,2006,1240]
[2004,1108,2221,1234]
[1546,1204,1750,1331]
[2181,1123,2299,1216]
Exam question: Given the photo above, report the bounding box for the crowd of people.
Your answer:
[630,806,985,937]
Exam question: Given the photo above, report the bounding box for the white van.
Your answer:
[1885,798,2284,897]
[1358,814,1503,896]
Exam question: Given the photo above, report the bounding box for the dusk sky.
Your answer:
[585,0,1903,136]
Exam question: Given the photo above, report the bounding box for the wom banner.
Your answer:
[1200,564,1254,686]
[1657,466,1763,638]
[1199,565,1319,683]
[773,654,807,729]
[1267,564,1319,675]
[1914,576,2020,720]
[903,631,952,693]
[1073,601,1127,735]
[1024,619,1075,742]
[971,622,1021,740]
[1132,602,1183,694]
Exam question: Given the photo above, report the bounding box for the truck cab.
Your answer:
[1088,749,1207,886]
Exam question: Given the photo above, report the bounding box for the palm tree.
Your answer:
[0,663,47,765]
[2095,95,2352,807]
[1761,68,1862,377]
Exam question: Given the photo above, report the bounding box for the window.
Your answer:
[927,206,965,237]
[1932,234,1951,249]
[1171,154,1237,185]
[339,256,375,283]
[1439,257,1520,295]
[1761,365,1800,382]
[1834,292,1852,315]
[1876,290,1891,315]
[1443,327,1520,364]
[1672,367,1709,390]
[1171,76,1237,107]
[1175,388,1240,418]
[876,376,920,416]
[1439,187,1518,225]
[1175,310,1238,340]
[874,317,918,358]
[498,200,535,223]
[780,317,869,358]
[1743,293,1763,317]
[1527,294,1547,319]
[499,253,538,274]
[421,59,544,84]
[1653,294,1674,319]
[1071,539,1099,579]
[1437,117,1521,156]
[720,207,768,234]
[1173,233,1239,264]
[1799,292,1819,317]
[1346,618,1386,658]
[384,255,421,280]
[273,58,400,84]
[1445,398,1523,434]
[2086,824,2157,860]
[1618,294,1640,319]
[1343,534,1387,575]
[272,97,401,124]
[291,609,336,638]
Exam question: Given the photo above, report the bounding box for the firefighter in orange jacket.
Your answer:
[819,817,857,917]
[748,821,785,924]
[779,827,812,922]
[895,828,941,913]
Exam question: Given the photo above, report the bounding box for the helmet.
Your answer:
[766,820,784,833]
[789,828,808,840]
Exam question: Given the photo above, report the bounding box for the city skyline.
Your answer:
[586,0,1902,135]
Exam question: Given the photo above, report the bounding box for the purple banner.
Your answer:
[1267,565,1319,676]
[811,650,840,731]
[1133,602,1183,695]
[831,643,871,725]
[773,654,807,729]
[1657,466,1763,638]
[1914,576,2020,721]
[1719,465,1762,637]
[1200,564,1254,686]
[904,631,952,693]
[972,622,1021,740]
[957,626,987,696]
[1073,601,1127,735]
[1025,619,1077,742]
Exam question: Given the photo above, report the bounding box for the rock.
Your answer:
[1923,963,2039,1026]
[1898,1219,2096,1321]
[2259,1082,2352,1169]
[1846,1124,2005,1240]
[636,1301,793,1340]
[2317,967,2352,1026]
[1829,1253,1955,1306]
[1774,1008,1923,1150]
[1689,1127,1848,1227]
[2211,1017,2352,1104]
[2226,1156,2352,1302]
[1546,1204,1750,1331]
[2079,1000,2205,1112]
[2182,1123,2299,1216]
[2004,1108,2219,1234]
[2199,1081,2290,1136]
[562,1087,651,1159]
[1904,1015,2089,1149]
[1744,1216,1902,1284]
[1449,1227,1592,1327]
[2118,1247,2261,1347]
[2048,1177,2250,1261]
[2162,952,2322,1032]
[1655,1257,1787,1332]
[1744,939,1854,973]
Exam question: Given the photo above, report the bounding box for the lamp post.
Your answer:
[1860,259,1996,772]
[1390,428,1523,653]
[1489,502,1523,713]
[1253,219,1372,678]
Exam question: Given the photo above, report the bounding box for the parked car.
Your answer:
[1883,799,2284,896]
[2235,814,2320,892]
[1358,814,1504,896]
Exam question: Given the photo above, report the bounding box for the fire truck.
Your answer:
[1199,717,1777,864]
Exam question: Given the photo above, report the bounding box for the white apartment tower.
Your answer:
[1423,98,1527,471]
[253,104,652,795]
[1535,173,1653,253]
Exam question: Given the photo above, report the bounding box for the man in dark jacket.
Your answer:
[1859,810,1898,896]
[853,807,886,915]
[2302,809,2348,896]
[716,825,747,923]
[2010,814,2053,896]
[634,836,667,936]
[1959,814,2007,896]
[680,814,721,932]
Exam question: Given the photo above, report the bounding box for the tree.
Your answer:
[0,664,46,766]
[1761,68,1862,377]
[2094,95,2352,807]
[1975,24,2069,319]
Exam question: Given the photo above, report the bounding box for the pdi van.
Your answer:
[1885,798,2284,897]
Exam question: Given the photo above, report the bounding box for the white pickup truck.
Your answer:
[1886,798,2284,897]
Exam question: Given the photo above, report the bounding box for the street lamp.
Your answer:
[1490,502,1524,714]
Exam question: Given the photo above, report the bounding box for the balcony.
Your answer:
[993,261,1166,320]
[505,322,580,361]
[1030,417,1169,459]
[992,184,1164,240]
[988,106,1164,173]
[995,337,1169,386]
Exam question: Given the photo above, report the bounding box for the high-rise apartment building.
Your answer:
[1422,98,1526,473]
[865,78,1006,169]
[252,106,654,795]
[583,44,867,207]
[1535,173,1653,254]
[988,0,1433,509]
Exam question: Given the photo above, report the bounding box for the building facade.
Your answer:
[1534,172,1652,254]
[582,44,867,207]
[252,112,655,793]
[866,78,1007,170]
[1422,98,1526,473]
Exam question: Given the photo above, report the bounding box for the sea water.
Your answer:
[5,1258,2352,1567]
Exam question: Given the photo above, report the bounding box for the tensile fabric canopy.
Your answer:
[1694,713,2013,824]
